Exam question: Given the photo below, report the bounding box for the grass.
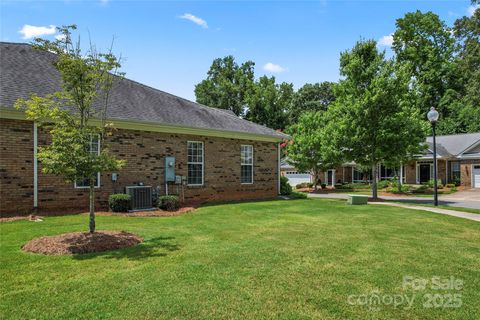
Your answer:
[1,199,479,319]
[393,202,480,215]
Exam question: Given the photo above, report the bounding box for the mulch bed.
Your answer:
[0,215,43,223]
[93,207,196,217]
[22,231,143,256]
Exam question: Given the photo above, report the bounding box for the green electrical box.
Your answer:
[347,195,368,205]
[165,157,175,182]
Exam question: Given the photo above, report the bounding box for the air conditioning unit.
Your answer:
[125,186,153,210]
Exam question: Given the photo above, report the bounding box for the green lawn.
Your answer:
[1,199,479,319]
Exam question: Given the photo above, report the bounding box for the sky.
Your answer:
[0,0,476,101]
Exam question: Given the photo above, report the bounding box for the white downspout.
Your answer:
[400,163,403,185]
[445,160,448,184]
[33,122,38,208]
[277,143,281,195]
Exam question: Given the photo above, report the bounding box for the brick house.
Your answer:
[0,42,288,216]
[283,133,480,188]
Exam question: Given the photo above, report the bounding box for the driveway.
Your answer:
[308,189,480,210]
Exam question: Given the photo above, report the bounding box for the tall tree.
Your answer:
[245,76,294,130]
[327,40,427,199]
[392,11,456,134]
[286,111,342,190]
[15,25,125,233]
[288,82,336,123]
[451,4,480,132]
[195,56,254,116]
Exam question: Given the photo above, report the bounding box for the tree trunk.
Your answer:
[372,164,378,200]
[313,169,318,191]
[89,179,95,233]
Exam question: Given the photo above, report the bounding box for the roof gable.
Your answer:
[425,132,480,157]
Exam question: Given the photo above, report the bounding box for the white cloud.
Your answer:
[467,5,479,16]
[263,62,286,73]
[19,24,56,39]
[179,13,208,28]
[55,34,66,41]
[378,34,393,47]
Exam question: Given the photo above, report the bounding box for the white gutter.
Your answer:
[33,122,38,208]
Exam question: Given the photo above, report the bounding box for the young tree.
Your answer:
[15,25,125,233]
[288,82,336,123]
[286,111,342,190]
[245,75,294,130]
[194,56,255,116]
[328,40,427,199]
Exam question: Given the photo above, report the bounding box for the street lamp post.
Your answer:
[427,107,439,206]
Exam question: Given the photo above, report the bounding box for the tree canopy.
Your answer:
[245,76,294,130]
[194,56,254,117]
[288,82,336,123]
[326,40,427,198]
[286,111,342,189]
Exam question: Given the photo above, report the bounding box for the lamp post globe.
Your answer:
[427,107,439,206]
[427,107,439,123]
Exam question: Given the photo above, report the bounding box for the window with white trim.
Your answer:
[451,161,461,181]
[75,135,101,188]
[241,145,253,184]
[187,141,204,186]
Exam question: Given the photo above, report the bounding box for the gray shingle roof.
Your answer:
[0,42,288,140]
[425,132,480,157]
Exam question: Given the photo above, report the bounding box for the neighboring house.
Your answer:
[0,42,288,215]
[279,158,314,187]
[285,133,480,188]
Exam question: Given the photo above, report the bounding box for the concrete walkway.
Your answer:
[370,202,480,222]
[308,190,480,210]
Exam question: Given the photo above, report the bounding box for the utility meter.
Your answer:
[164,156,176,182]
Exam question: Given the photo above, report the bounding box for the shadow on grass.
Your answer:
[199,196,311,209]
[72,236,180,261]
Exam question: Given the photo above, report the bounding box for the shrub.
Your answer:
[335,183,354,190]
[289,191,308,199]
[321,183,327,189]
[108,193,131,212]
[159,195,180,211]
[446,183,456,188]
[377,180,390,189]
[280,176,292,195]
[295,183,305,189]
[295,182,312,189]
[427,179,442,188]
[386,185,411,193]
[412,185,428,193]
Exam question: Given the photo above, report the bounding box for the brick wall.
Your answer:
[0,119,280,216]
[0,119,34,214]
[460,160,480,188]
